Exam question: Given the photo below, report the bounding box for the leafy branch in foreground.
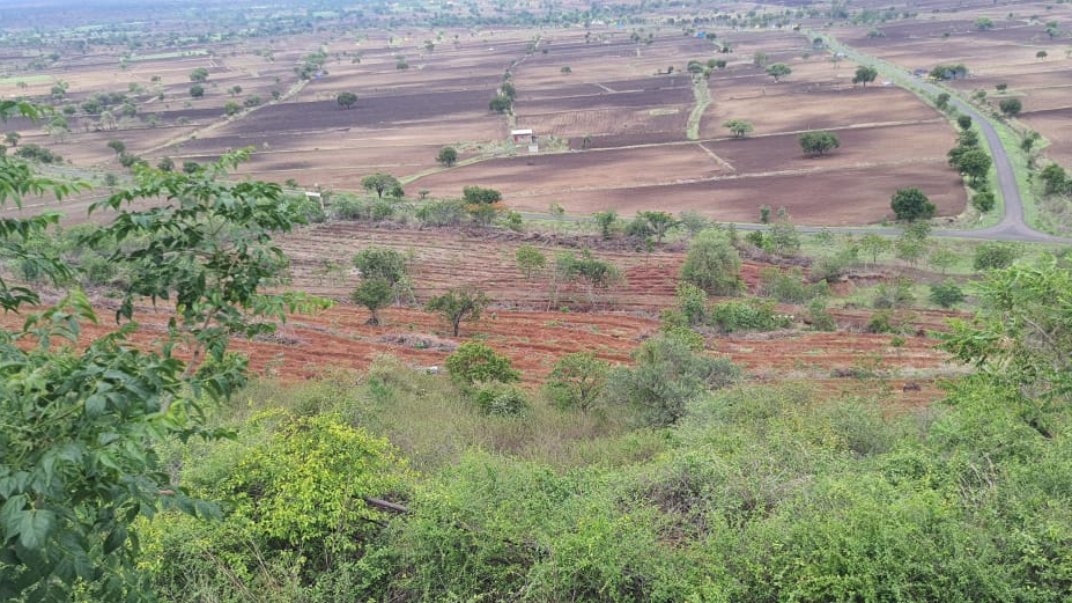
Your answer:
[1,123,327,600]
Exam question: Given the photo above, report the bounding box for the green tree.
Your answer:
[224,100,240,116]
[516,244,547,279]
[489,95,512,113]
[361,172,401,198]
[352,246,408,286]
[437,146,458,167]
[0,103,322,600]
[999,98,1022,117]
[1039,163,1067,195]
[766,63,792,82]
[859,233,892,265]
[974,17,995,30]
[445,341,519,385]
[799,130,840,157]
[637,211,678,244]
[1036,50,1048,59]
[462,185,502,206]
[935,92,951,110]
[426,286,490,337]
[680,229,743,295]
[157,156,175,172]
[723,119,754,138]
[928,247,959,274]
[106,139,126,155]
[852,65,879,86]
[351,278,393,325]
[4,131,20,147]
[956,114,973,130]
[891,187,936,221]
[336,91,358,109]
[593,209,618,239]
[189,84,205,98]
[189,67,209,82]
[954,148,992,184]
[544,352,610,413]
[996,83,1008,93]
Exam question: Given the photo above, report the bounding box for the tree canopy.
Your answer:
[723,119,754,138]
[798,131,840,157]
[852,65,878,86]
[890,187,936,221]
[336,91,358,109]
[361,172,402,198]
[765,63,792,81]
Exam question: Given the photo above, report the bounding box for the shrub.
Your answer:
[972,190,996,213]
[544,352,610,413]
[446,342,520,387]
[759,267,830,303]
[474,382,530,416]
[416,198,468,226]
[680,229,743,296]
[866,310,895,333]
[930,279,966,308]
[974,242,1021,270]
[605,335,741,426]
[872,277,915,309]
[710,298,793,333]
[807,298,838,331]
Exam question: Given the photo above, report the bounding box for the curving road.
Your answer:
[826,36,1070,244]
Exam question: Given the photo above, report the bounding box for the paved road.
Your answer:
[827,36,1070,244]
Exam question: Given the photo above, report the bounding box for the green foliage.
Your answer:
[936,92,951,109]
[723,119,754,138]
[873,277,916,309]
[957,114,973,130]
[515,244,547,279]
[189,84,204,98]
[999,98,1023,116]
[710,298,794,333]
[606,335,740,426]
[1040,163,1069,195]
[680,229,743,296]
[759,267,830,303]
[445,342,520,387]
[474,382,530,416]
[593,209,619,239]
[188,67,209,82]
[415,198,468,226]
[436,145,458,166]
[972,190,996,213]
[352,246,407,285]
[930,279,966,308]
[426,286,490,336]
[361,172,402,198]
[765,62,792,81]
[489,94,512,113]
[974,242,1022,270]
[462,185,503,205]
[891,187,936,221]
[852,65,878,86]
[336,91,358,108]
[798,130,840,156]
[351,278,393,324]
[545,352,611,413]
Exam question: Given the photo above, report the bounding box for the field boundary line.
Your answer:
[697,143,735,171]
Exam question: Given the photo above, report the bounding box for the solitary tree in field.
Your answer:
[337,91,358,109]
[4,131,20,147]
[999,98,1022,117]
[974,17,995,30]
[852,65,879,86]
[189,84,205,98]
[106,139,125,155]
[361,172,402,198]
[224,101,241,116]
[799,131,840,157]
[891,187,936,222]
[766,63,792,82]
[351,278,393,325]
[996,83,1008,93]
[723,119,754,138]
[560,65,572,74]
[1036,50,1048,60]
[437,146,458,167]
[189,67,209,82]
[426,286,490,337]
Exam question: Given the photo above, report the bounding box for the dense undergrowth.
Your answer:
[143,341,1072,601]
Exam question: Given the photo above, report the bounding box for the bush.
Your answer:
[474,382,530,416]
[972,190,996,213]
[807,298,838,331]
[416,198,468,226]
[446,342,520,387]
[680,229,743,295]
[605,335,741,426]
[759,267,830,303]
[974,242,1021,270]
[710,298,793,333]
[866,310,895,333]
[930,279,966,308]
[872,277,915,309]
[544,352,610,413]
